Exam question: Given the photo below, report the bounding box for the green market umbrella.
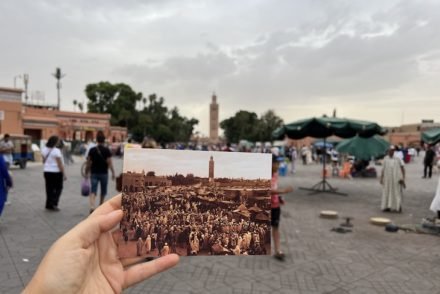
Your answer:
[272,116,386,196]
[272,117,386,140]
[336,135,390,161]
[421,128,440,145]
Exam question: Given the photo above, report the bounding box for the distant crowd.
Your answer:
[120,188,270,257]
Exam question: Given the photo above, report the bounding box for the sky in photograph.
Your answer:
[1,0,440,135]
[123,148,272,180]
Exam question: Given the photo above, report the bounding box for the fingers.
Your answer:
[123,254,179,289]
[120,256,148,267]
[92,194,122,216]
[67,209,123,249]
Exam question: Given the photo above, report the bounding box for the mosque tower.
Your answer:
[209,156,214,182]
[209,93,219,141]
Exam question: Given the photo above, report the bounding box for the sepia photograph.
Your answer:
[117,148,272,258]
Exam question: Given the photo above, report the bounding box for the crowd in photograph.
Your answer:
[120,187,270,257]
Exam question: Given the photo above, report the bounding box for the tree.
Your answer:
[220,110,260,143]
[84,82,198,143]
[258,110,284,142]
[73,99,77,112]
[85,82,141,130]
[78,102,84,113]
[85,82,118,113]
[220,109,284,143]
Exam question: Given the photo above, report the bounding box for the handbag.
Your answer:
[81,177,91,197]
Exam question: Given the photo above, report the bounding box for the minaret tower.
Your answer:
[209,93,219,141]
[209,156,214,182]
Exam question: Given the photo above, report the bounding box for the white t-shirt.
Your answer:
[42,147,63,173]
[0,140,14,164]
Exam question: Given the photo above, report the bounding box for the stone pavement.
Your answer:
[1,154,440,294]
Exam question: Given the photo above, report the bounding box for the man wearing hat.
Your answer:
[380,146,406,212]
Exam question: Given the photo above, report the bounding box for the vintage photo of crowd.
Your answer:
[117,149,272,258]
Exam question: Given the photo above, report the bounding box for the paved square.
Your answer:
[1,154,439,294]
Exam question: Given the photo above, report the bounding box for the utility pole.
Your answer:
[23,73,29,102]
[52,67,66,110]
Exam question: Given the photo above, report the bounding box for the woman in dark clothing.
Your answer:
[0,156,13,217]
[42,136,66,211]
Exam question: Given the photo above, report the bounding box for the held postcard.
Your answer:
[117,148,271,258]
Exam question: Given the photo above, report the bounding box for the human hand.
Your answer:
[23,194,180,294]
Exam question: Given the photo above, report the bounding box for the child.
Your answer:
[271,155,293,261]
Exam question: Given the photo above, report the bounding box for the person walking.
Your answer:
[430,176,440,220]
[0,134,14,205]
[0,155,13,218]
[271,155,293,261]
[289,147,297,174]
[0,134,14,168]
[42,136,66,211]
[423,145,435,179]
[86,132,115,214]
[380,146,405,212]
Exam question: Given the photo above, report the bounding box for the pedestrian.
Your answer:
[23,195,179,293]
[86,131,115,214]
[42,136,66,211]
[430,176,440,220]
[136,237,144,256]
[271,154,293,261]
[300,145,307,165]
[0,134,14,168]
[423,145,435,179]
[380,146,405,212]
[162,242,170,256]
[290,147,297,174]
[0,134,14,205]
[0,155,13,218]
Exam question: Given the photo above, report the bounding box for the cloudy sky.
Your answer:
[1,0,440,135]
[124,148,272,179]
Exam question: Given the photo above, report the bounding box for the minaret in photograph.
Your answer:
[209,156,214,182]
[209,93,219,141]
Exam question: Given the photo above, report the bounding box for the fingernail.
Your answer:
[108,210,122,218]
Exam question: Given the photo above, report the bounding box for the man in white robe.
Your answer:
[430,176,440,219]
[380,146,405,212]
[145,235,152,254]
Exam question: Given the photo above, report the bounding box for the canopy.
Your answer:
[272,117,386,140]
[421,128,440,145]
[336,135,390,161]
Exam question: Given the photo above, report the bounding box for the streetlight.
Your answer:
[13,75,22,88]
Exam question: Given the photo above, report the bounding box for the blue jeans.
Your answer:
[90,174,108,197]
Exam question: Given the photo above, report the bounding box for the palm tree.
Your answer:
[142,97,147,109]
[73,99,78,111]
[78,102,84,113]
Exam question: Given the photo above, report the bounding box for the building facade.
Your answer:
[209,93,219,141]
[0,87,127,142]
[385,121,440,147]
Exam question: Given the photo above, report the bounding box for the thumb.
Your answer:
[65,210,123,249]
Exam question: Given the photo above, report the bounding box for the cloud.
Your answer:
[1,0,440,135]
